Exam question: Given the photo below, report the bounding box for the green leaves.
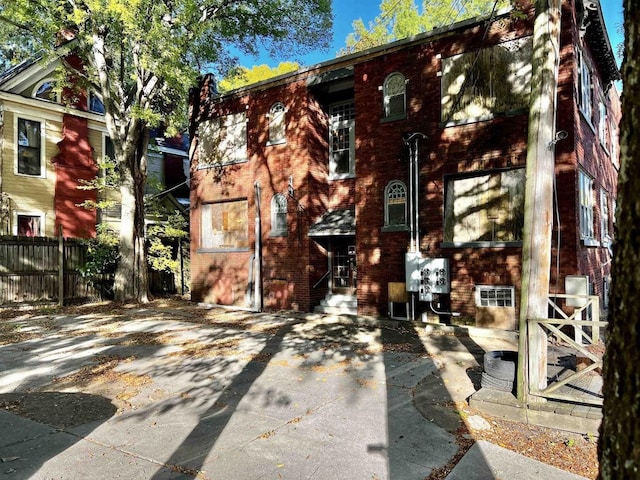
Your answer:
[339,0,511,56]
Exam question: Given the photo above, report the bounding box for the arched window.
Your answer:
[383,73,406,119]
[384,180,407,229]
[33,80,59,103]
[271,193,288,236]
[89,91,105,114]
[268,102,286,145]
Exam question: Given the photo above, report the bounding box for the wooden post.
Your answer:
[58,226,64,306]
[517,0,562,402]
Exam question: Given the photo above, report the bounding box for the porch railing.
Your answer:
[529,294,607,406]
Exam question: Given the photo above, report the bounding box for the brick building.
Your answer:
[188,0,620,328]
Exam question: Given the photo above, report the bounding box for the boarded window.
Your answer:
[201,200,249,250]
[444,168,525,243]
[441,37,532,123]
[197,112,247,166]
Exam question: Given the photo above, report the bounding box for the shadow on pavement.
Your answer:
[0,392,116,479]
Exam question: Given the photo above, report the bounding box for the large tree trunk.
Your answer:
[113,128,150,303]
[598,3,640,478]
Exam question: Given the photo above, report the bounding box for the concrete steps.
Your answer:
[314,293,357,316]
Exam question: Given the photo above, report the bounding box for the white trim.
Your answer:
[12,210,46,237]
[475,285,515,307]
[14,114,47,178]
[31,77,60,103]
[0,91,106,124]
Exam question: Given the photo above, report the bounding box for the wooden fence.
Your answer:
[0,235,176,305]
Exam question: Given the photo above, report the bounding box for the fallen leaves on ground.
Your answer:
[425,401,598,480]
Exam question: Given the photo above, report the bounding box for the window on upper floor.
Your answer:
[200,199,249,251]
[598,100,608,151]
[579,170,596,244]
[15,213,43,237]
[17,118,44,177]
[444,168,525,245]
[271,193,288,237]
[610,119,619,168]
[197,112,247,167]
[441,36,532,124]
[383,72,406,120]
[329,102,355,179]
[383,180,407,230]
[33,80,59,103]
[89,91,105,114]
[577,49,594,124]
[600,189,610,245]
[268,102,286,145]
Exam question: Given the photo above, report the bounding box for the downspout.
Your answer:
[254,181,263,312]
[403,132,427,320]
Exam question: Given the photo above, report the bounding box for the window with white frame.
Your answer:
[383,72,406,119]
[33,80,59,103]
[577,49,593,122]
[600,189,610,243]
[271,193,288,236]
[268,102,286,145]
[579,170,595,241]
[197,112,247,166]
[384,180,407,229]
[610,118,619,168]
[444,168,525,244]
[15,213,44,237]
[200,199,249,250]
[475,285,515,307]
[329,102,355,179]
[598,101,608,150]
[17,118,44,176]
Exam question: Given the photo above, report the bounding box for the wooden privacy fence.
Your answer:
[0,235,176,305]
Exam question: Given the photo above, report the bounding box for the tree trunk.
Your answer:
[113,128,150,303]
[598,3,640,478]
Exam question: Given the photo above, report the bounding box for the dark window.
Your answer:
[17,118,42,176]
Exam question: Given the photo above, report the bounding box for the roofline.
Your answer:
[214,5,515,98]
[0,90,107,125]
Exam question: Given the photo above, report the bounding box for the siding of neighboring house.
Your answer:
[190,1,619,325]
[1,107,59,236]
[1,56,189,240]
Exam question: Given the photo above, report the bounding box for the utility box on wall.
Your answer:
[565,275,590,307]
[405,254,450,302]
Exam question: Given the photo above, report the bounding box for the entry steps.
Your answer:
[314,293,357,316]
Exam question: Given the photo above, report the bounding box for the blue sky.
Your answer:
[243,0,624,69]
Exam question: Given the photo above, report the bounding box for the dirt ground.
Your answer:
[0,297,599,480]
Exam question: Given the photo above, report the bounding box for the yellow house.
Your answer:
[0,55,108,238]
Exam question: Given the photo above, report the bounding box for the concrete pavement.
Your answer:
[0,305,590,479]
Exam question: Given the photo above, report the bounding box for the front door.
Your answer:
[332,239,356,294]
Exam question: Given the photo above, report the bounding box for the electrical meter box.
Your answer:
[405,254,450,301]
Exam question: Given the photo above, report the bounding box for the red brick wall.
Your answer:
[52,114,97,238]
[190,1,618,319]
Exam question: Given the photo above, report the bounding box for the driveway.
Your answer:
[0,300,583,480]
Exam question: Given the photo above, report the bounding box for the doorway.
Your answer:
[331,239,356,294]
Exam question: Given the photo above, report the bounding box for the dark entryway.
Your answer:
[331,238,356,294]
